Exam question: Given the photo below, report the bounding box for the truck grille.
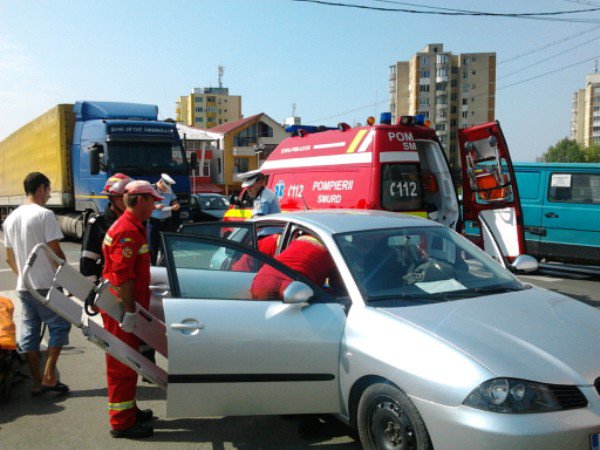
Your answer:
[549,384,588,410]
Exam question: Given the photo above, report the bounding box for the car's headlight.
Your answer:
[464,378,564,413]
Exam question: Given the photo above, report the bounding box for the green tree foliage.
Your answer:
[538,139,600,163]
[586,143,600,162]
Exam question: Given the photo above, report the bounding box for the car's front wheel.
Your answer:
[357,382,432,450]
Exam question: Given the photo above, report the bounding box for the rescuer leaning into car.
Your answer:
[250,232,342,300]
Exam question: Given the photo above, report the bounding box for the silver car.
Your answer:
[154,210,600,450]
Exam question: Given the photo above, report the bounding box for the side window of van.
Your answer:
[548,173,600,204]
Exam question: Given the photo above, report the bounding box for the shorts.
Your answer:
[17,290,71,352]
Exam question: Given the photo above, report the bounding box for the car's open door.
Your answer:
[459,121,526,266]
[161,231,346,418]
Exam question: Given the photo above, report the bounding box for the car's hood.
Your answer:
[380,287,600,384]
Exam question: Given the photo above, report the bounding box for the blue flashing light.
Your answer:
[414,114,425,126]
[380,112,392,125]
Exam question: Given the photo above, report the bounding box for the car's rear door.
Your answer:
[161,232,347,417]
[459,121,526,266]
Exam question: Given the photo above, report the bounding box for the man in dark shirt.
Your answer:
[80,174,131,282]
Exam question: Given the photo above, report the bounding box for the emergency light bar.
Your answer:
[398,115,425,126]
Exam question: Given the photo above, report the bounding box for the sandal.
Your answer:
[40,381,70,394]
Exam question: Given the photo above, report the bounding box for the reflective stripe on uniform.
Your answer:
[297,234,324,247]
[108,400,135,411]
[103,235,113,246]
[138,244,149,254]
[82,250,101,260]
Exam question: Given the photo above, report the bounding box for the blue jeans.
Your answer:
[18,290,71,352]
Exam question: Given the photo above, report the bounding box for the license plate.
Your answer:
[591,433,600,450]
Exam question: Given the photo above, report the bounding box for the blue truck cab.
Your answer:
[73,101,193,223]
[513,162,600,265]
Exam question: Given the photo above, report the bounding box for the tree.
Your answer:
[584,143,600,162]
[539,138,586,163]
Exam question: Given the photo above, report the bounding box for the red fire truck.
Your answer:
[228,115,525,267]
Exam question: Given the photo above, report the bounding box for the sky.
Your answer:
[1,0,599,162]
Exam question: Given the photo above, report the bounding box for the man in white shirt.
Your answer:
[147,173,180,265]
[3,172,71,395]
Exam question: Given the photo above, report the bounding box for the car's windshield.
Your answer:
[107,141,187,175]
[334,226,524,304]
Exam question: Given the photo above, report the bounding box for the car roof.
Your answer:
[252,209,440,235]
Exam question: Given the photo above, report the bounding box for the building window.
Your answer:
[437,68,448,78]
[195,117,204,123]
[201,161,211,177]
[462,98,468,105]
[462,111,468,118]
[419,84,430,92]
[233,157,249,174]
[472,70,476,76]
[420,70,430,78]
[420,56,429,65]
[420,98,430,106]
[206,96,216,102]
[195,96,203,102]
[195,107,204,112]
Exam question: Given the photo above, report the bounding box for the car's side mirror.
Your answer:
[510,254,538,273]
[89,143,104,175]
[283,281,313,304]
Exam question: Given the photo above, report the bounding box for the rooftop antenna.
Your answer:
[595,59,598,74]
[291,103,296,116]
[218,65,224,88]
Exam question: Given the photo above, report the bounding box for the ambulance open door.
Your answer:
[458,121,526,267]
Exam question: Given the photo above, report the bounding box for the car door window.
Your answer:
[548,173,600,204]
[179,222,256,248]
[162,233,330,302]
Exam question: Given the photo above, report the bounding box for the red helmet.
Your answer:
[102,173,132,196]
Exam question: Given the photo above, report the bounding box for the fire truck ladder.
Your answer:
[21,244,168,388]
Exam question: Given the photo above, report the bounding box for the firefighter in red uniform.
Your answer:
[251,233,339,299]
[101,180,162,439]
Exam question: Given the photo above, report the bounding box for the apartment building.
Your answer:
[176,87,242,129]
[571,73,600,147]
[389,43,496,168]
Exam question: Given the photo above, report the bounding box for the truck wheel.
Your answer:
[357,382,432,450]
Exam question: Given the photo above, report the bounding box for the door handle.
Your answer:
[544,212,559,218]
[149,285,170,297]
[171,322,204,331]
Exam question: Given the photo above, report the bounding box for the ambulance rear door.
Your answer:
[458,121,526,266]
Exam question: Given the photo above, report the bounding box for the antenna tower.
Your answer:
[218,66,224,88]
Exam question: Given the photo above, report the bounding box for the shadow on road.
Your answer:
[148,415,360,449]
